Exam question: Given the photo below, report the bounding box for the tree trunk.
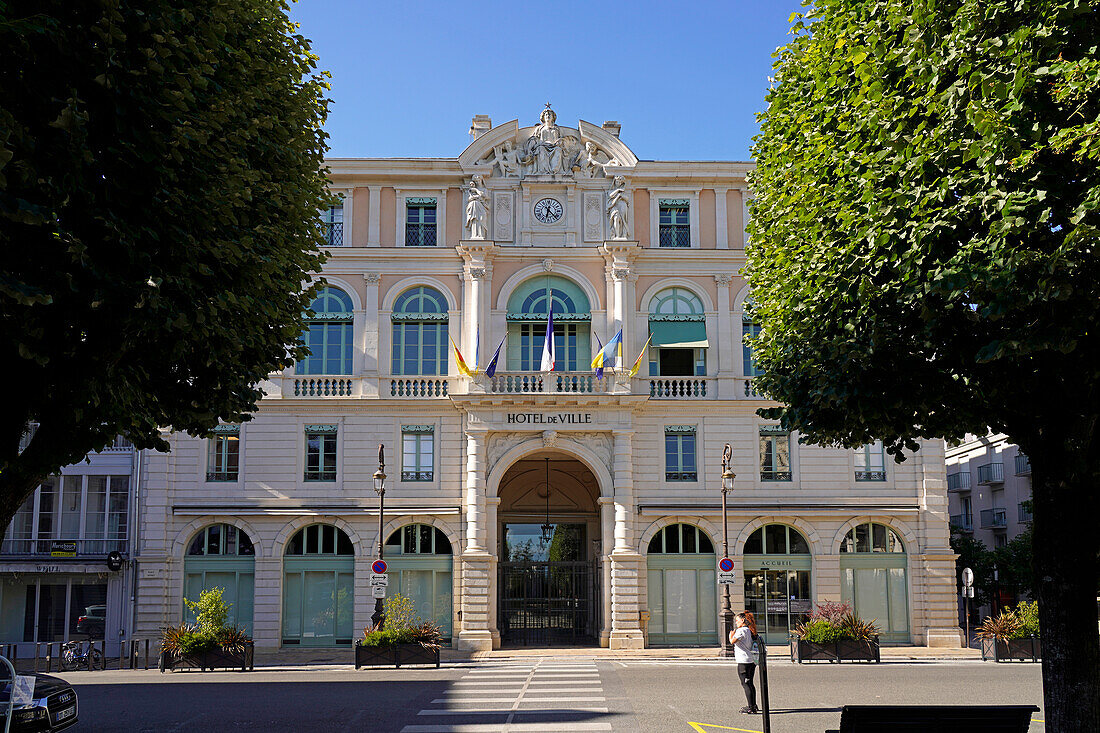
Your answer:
[1021,429,1100,732]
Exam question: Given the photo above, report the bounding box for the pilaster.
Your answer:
[361,273,381,397]
[599,242,641,392]
[609,430,644,649]
[367,186,381,247]
[715,273,735,398]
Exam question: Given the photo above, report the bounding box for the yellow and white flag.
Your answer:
[628,334,653,377]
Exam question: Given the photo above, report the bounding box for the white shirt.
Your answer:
[732,626,755,664]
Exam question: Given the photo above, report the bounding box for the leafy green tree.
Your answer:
[747,1,1099,727]
[0,2,331,534]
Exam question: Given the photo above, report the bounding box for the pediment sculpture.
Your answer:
[478,104,619,179]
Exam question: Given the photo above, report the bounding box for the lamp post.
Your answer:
[719,443,736,658]
[371,444,387,630]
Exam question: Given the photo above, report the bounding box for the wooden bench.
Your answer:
[827,704,1040,732]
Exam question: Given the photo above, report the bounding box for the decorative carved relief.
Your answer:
[493,191,513,242]
[714,273,733,286]
[583,192,603,242]
[542,430,558,448]
[541,258,554,272]
[467,267,486,280]
[476,104,618,180]
[363,272,381,284]
[560,432,614,481]
[486,432,529,478]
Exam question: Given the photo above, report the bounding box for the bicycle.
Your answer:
[60,640,102,671]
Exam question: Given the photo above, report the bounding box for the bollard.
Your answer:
[759,639,771,733]
[144,639,150,670]
[33,642,39,673]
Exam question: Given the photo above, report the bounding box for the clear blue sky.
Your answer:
[288,1,804,161]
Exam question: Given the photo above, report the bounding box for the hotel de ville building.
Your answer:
[130,107,964,651]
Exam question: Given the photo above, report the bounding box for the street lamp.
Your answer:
[371,444,387,630]
[719,443,736,658]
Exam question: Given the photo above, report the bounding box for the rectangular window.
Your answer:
[401,426,435,481]
[854,441,886,481]
[652,347,707,377]
[405,198,437,247]
[516,323,580,371]
[743,321,762,376]
[759,427,791,481]
[659,200,690,248]
[304,425,338,482]
[321,201,344,247]
[207,426,241,482]
[665,427,697,481]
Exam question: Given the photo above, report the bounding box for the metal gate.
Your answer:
[499,560,599,646]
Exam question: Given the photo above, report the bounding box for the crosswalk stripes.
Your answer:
[400,660,614,733]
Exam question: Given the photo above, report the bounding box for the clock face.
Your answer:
[533,197,564,224]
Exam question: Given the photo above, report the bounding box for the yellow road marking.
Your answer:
[689,723,763,733]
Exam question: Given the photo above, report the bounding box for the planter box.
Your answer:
[791,637,880,663]
[159,642,254,672]
[355,642,440,669]
[981,636,1041,662]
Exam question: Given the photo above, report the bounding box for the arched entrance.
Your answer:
[496,453,601,646]
[281,524,354,647]
[743,523,813,644]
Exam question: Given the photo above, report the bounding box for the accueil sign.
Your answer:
[506,412,593,425]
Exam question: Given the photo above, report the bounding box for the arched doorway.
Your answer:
[646,523,717,645]
[184,524,255,635]
[281,524,354,647]
[743,523,813,644]
[496,453,601,646]
[840,521,910,643]
[383,524,453,639]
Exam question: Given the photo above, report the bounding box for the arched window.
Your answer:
[184,524,255,634]
[743,524,810,555]
[648,288,707,377]
[383,524,454,638]
[297,286,354,375]
[839,522,909,642]
[506,276,591,371]
[646,523,716,645]
[647,523,714,554]
[283,524,354,646]
[840,522,905,553]
[742,524,811,644]
[391,286,449,376]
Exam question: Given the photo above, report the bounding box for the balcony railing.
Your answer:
[1,538,128,556]
[665,471,698,482]
[976,462,1005,485]
[947,472,971,491]
[659,225,690,248]
[405,223,437,247]
[401,470,434,481]
[649,378,709,399]
[390,378,449,398]
[761,470,792,482]
[1018,502,1033,523]
[741,378,765,398]
[100,436,134,453]
[487,372,608,395]
[950,513,974,532]
[1015,454,1031,476]
[855,470,887,482]
[980,508,1008,529]
[321,221,343,247]
[293,377,356,397]
[206,471,238,482]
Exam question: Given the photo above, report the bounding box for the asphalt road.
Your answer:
[58,658,1045,733]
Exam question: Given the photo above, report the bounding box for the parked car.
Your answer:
[75,605,105,638]
[0,673,79,732]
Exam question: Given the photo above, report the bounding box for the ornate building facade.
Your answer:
[131,107,963,650]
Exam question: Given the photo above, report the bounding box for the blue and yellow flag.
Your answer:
[591,328,623,373]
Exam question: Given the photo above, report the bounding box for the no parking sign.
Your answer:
[372,559,388,574]
[717,556,737,585]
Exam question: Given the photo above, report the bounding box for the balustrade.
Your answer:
[487,372,607,395]
[390,378,449,398]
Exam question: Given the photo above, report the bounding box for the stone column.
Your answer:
[917,438,966,647]
[251,557,282,648]
[609,430,644,649]
[598,496,615,647]
[487,496,501,647]
[458,430,494,651]
[361,273,381,398]
[714,273,735,399]
[457,243,497,388]
[599,243,640,393]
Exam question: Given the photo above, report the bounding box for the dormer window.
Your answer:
[406,198,437,247]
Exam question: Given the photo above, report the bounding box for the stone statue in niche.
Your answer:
[463,175,490,240]
[606,175,630,240]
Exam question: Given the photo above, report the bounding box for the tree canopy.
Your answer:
[746,1,1098,728]
[0,1,331,528]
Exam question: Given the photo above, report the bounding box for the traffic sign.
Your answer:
[372,585,386,599]
[718,557,734,573]
[372,559,388,574]
[718,571,737,586]
[370,573,389,586]
[962,567,974,587]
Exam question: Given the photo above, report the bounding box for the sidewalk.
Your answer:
[250,644,981,668]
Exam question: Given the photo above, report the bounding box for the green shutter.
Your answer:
[650,321,708,348]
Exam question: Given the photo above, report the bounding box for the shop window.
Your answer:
[285,524,354,556]
[401,426,434,481]
[405,198,437,246]
[185,524,255,635]
[647,523,714,554]
[743,524,810,555]
[187,524,255,556]
[391,286,449,376]
[659,199,690,247]
[664,426,697,481]
[855,441,887,481]
[304,425,337,482]
[759,426,791,481]
[206,425,240,482]
[296,286,353,375]
[840,522,905,553]
[385,525,452,555]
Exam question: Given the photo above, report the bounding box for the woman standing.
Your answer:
[729,611,760,714]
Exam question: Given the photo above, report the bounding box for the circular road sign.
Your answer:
[372,559,388,574]
[718,557,735,573]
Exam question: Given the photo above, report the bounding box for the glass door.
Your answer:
[744,569,812,644]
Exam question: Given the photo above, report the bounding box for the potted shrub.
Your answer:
[355,594,442,669]
[790,601,881,663]
[979,601,1041,662]
[159,587,255,672]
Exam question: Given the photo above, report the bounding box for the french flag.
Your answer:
[539,302,555,372]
